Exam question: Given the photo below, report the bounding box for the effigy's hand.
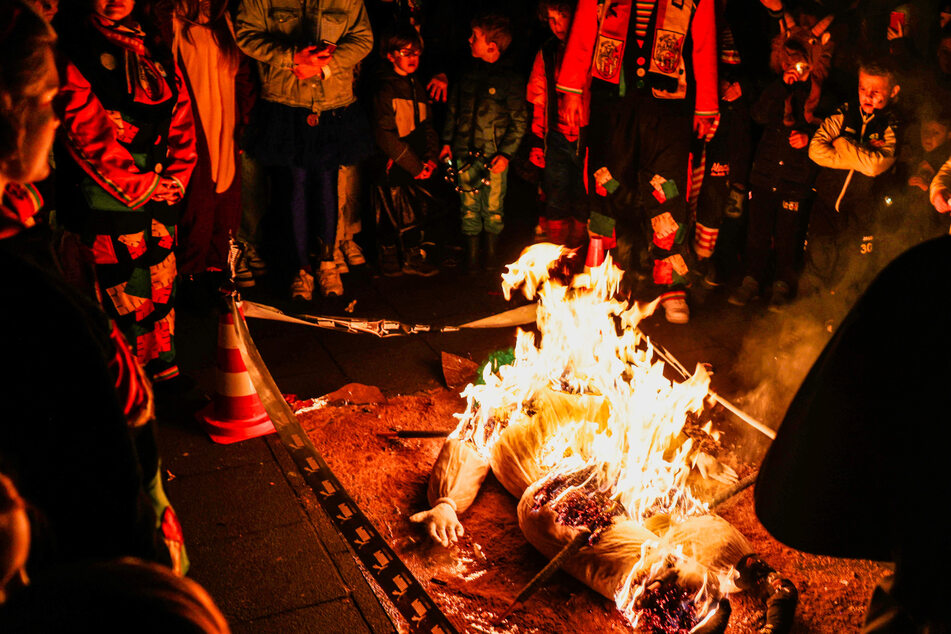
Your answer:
[693,452,738,484]
[409,501,464,547]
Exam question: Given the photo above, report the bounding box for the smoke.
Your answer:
[729,196,947,460]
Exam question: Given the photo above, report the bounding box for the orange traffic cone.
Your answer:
[585,236,606,267]
[199,304,275,444]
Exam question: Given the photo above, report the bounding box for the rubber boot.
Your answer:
[483,232,499,271]
[465,234,480,274]
[735,554,798,634]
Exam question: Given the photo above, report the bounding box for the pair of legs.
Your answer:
[586,88,692,318]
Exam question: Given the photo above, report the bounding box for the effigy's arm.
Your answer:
[410,438,490,547]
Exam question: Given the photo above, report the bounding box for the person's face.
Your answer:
[920,119,950,153]
[468,27,496,61]
[858,71,899,115]
[28,0,58,22]
[547,9,570,41]
[93,0,134,22]
[387,44,421,76]
[939,37,951,75]
[1,48,60,186]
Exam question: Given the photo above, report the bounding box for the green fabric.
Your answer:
[604,178,620,195]
[126,267,152,298]
[443,60,528,159]
[674,223,687,245]
[80,152,152,212]
[475,348,516,385]
[458,158,507,235]
[661,179,679,200]
[588,211,616,238]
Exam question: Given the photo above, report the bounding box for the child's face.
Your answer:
[469,27,497,61]
[387,45,421,76]
[547,9,571,41]
[858,71,899,115]
[920,120,950,153]
[93,0,135,21]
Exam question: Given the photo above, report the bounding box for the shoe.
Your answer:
[403,247,439,277]
[662,296,690,324]
[242,243,268,276]
[234,256,255,288]
[768,280,792,312]
[340,239,366,266]
[290,268,314,301]
[334,245,349,274]
[380,245,403,277]
[728,276,760,306]
[318,261,343,297]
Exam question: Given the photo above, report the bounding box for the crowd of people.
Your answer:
[3,0,951,629]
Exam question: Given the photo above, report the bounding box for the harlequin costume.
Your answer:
[1,183,188,576]
[556,0,717,304]
[54,12,197,382]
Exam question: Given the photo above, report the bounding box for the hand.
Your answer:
[788,131,809,149]
[908,175,929,191]
[562,91,583,129]
[693,452,738,484]
[438,145,452,163]
[694,113,719,141]
[488,154,509,173]
[832,136,851,153]
[720,81,742,103]
[293,46,331,79]
[887,21,905,41]
[759,0,783,11]
[152,178,182,204]
[416,161,436,179]
[932,187,951,213]
[409,502,464,547]
[529,146,545,169]
[427,73,448,102]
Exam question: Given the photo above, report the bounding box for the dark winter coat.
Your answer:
[749,78,818,194]
[372,66,440,184]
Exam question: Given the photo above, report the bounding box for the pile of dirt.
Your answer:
[297,387,887,633]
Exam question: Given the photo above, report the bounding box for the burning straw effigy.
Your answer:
[410,244,796,633]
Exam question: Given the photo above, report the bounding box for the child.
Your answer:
[441,13,528,271]
[526,0,587,248]
[806,58,901,294]
[898,105,951,238]
[372,24,441,277]
[728,23,832,309]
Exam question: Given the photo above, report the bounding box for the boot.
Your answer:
[483,232,499,271]
[546,219,570,246]
[465,234,480,274]
[735,554,798,634]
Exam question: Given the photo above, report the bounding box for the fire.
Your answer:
[449,244,732,631]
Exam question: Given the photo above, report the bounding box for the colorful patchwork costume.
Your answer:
[55,12,197,382]
[556,0,718,303]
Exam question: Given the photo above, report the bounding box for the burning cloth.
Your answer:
[411,244,795,632]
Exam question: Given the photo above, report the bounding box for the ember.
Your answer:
[632,567,702,634]
[531,467,624,536]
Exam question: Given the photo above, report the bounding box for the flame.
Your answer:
[451,244,732,630]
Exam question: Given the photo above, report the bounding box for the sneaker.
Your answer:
[234,256,255,288]
[380,245,403,277]
[728,276,760,307]
[768,280,792,312]
[334,245,349,274]
[340,239,366,266]
[242,243,268,276]
[290,268,314,301]
[318,261,343,297]
[662,296,690,324]
[402,247,439,277]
